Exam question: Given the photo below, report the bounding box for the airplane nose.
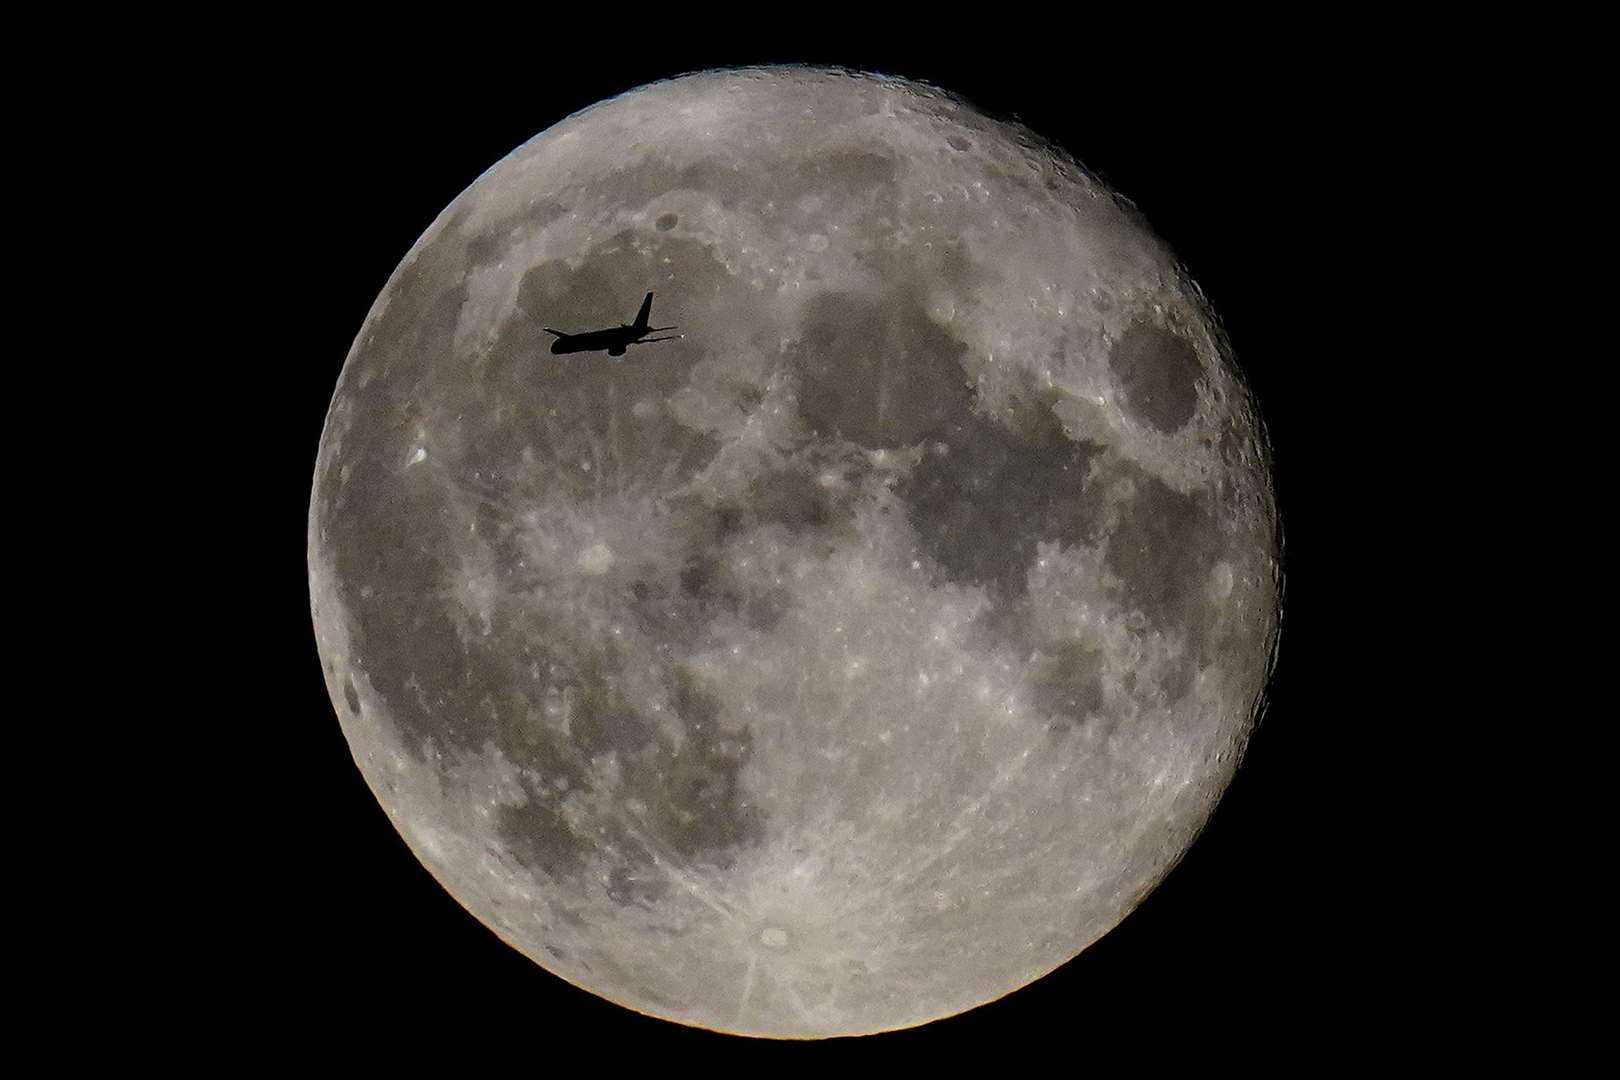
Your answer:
[550,340,564,354]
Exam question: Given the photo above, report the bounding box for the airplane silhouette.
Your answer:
[542,293,681,356]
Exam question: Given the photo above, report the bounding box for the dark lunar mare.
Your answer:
[1108,320,1203,434]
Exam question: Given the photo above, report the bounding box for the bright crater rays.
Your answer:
[308,66,1280,1038]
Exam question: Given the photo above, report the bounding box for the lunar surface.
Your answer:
[308,67,1280,1038]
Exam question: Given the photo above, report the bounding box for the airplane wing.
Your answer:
[630,334,682,345]
[541,327,568,337]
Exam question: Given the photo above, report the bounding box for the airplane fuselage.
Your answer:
[549,326,642,356]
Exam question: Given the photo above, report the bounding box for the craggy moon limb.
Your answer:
[309,67,1281,1038]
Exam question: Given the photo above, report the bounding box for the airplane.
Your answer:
[542,292,681,356]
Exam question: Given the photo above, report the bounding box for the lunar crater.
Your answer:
[1109,319,1204,433]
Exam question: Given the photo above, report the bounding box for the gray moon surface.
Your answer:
[308,67,1281,1038]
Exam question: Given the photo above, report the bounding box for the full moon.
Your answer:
[308,67,1280,1038]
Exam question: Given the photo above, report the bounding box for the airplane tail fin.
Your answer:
[633,292,654,332]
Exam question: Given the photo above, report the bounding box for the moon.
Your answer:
[308,66,1280,1038]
